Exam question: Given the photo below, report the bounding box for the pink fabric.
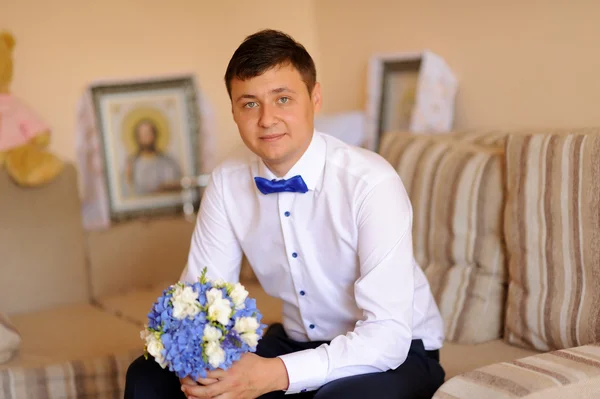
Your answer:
[0,94,50,152]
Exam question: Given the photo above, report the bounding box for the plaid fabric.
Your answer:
[0,350,141,399]
[433,343,600,398]
[378,132,506,344]
[503,132,600,351]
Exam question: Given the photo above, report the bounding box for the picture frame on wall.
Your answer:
[90,76,202,222]
[364,51,458,152]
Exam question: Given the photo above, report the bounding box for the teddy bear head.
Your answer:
[0,31,15,94]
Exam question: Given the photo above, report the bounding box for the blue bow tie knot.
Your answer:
[254,175,308,195]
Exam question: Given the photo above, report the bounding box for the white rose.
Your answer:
[205,340,225,368]
[213,278,226,288]
[229,283,248,309]
[171,286,200,319]
[173,300,200,320]
[208,299,232,325]
[233,317,260,335]
[180,286,199,303]
[203,324,223,342]
[145,334,166,364]
[206,288,224,305]
[240,332,259,348]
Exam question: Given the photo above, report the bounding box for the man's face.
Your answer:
[230,64,322,175]
[136,122,157,152]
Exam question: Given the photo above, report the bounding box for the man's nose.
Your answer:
[258,103,278,128]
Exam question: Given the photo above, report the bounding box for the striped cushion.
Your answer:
[0,350,139,398]
[379,132,506,344]
[0,313,20,364]
[433,343,600,399]
[417,127,600,148]
[504,133,600,351]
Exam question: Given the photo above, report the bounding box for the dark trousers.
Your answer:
[124,323,445,399]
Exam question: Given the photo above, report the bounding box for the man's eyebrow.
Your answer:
[234,87,296,103]
[270,86,296,95]
[235,94,257,102]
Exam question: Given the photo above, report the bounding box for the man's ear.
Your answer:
[311,82,322,114]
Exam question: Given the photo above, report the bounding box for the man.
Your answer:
[125,29,445,399]
[122,118,182,197]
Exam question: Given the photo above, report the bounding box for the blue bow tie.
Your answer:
[254,175,308,195]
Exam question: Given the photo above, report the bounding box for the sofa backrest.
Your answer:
[379,132,507,345]
[86,216,195,298]
[0,164,90,315]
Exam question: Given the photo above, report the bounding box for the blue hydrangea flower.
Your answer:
[141,267,266,379]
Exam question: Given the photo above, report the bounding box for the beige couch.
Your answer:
[0,164,281,398]
[1,127,599,398]
[378,128,600,398]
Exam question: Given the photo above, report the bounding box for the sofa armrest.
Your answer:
[433,343,600,398]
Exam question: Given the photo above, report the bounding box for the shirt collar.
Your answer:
[256,130,326,192]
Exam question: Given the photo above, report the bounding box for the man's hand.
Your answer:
[180,353,289,399]
[180,376,218,387]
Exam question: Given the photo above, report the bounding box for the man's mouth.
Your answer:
[260,133,286,142]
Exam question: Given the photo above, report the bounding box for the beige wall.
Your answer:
[4,0,600,167]
[315,0,600,130]
[2,0,319,164]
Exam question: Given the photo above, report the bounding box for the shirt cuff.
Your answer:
[277,346,329,394]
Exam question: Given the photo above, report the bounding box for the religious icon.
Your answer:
[91,76,201,221]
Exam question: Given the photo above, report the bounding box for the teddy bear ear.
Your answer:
[0,31,16,51]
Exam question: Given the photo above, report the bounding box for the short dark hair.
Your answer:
[224,29,317,99]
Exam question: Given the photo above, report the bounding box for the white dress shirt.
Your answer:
[181,130,445,394]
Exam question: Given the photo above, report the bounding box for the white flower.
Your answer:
[230,283,248,309]
[205,340,225,368]
[206,288,232,325]
[233,317,260,334]
[203,325,223,342]
[206,288,224,306]
[240,332,259,348]
[233,317,260,348]
[145,333,167,368]
[213,278,226,288]
[208,299,232,326]
[171,286,200,320]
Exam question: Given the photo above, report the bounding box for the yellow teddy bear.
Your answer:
[0,30,63,187]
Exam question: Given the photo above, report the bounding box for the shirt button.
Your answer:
[292,252,298,258]
[284,211,291,217]
[300,290,305,296]
[309,324,315,329]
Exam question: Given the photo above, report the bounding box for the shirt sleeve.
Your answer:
[278,173,417,394]
[180,168,243,284]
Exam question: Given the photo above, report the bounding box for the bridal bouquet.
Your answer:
[140,267,265,379]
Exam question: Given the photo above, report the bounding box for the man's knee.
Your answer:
[125,355,149,384]
[124,355,184,399]
[313,375,373,399]
[124,355,152,398]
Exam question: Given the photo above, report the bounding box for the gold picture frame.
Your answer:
[91,76,202,222]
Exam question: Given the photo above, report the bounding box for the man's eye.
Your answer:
[245,102,258,108]
[278,97,289,104]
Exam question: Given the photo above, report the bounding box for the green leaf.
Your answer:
[199,267,208,285]
[201,343,209,364]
